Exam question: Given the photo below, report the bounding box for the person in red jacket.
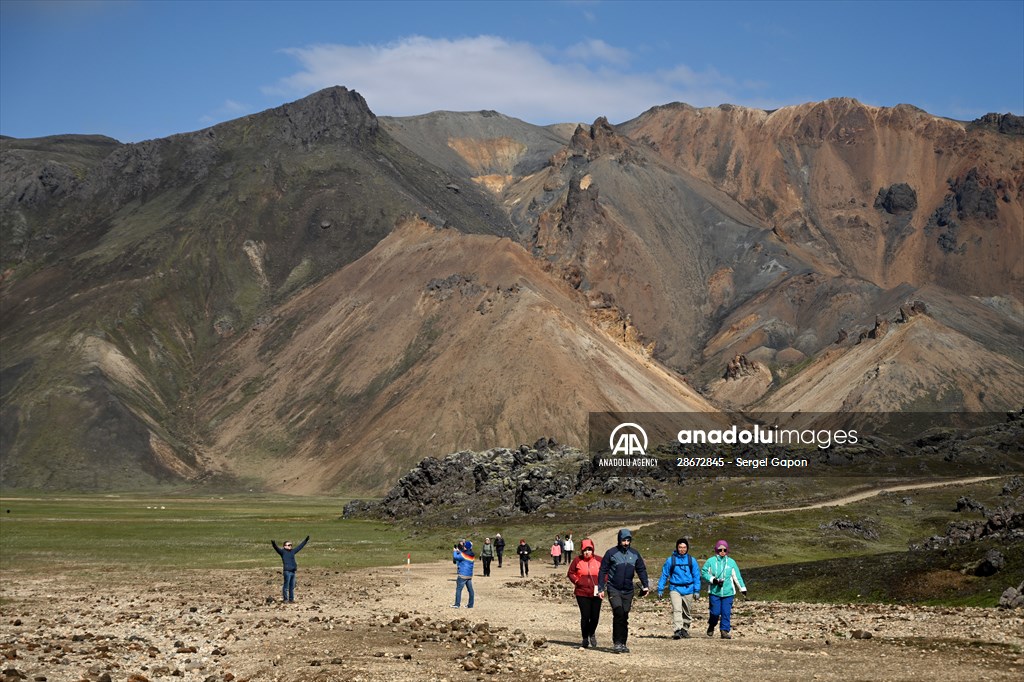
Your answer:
[566,538,603,649]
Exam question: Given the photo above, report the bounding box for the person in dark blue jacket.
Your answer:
[598,528,650,653]
[271,536,309,603]
[657,537,702,639]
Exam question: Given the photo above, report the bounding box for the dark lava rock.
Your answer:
[972,549,1006,576]
[970,112,1024,135]
[954,168,998,220]
[874,183,918,214]
[954,496,985,513]
[999,582,1024,608]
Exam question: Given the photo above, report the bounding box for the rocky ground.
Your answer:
[2,554,1022,682]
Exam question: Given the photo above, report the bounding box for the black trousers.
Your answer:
[607,587,635,645]
[519,557,529,576]
[482,556,492,576]
[576,595,602,639]
[496,549,504,566]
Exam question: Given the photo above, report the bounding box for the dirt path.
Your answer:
[721,476,1002,517]
[589,476,1001,547]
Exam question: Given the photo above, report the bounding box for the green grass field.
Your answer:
[0,494,412,573]
[0,492,592,576]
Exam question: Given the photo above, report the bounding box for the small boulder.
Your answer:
[972,549,1006,577]
[998,582,1024,609]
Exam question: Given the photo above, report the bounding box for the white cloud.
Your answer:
[565,39,632,67]
[264,35,776,124]
[199,99,254,125]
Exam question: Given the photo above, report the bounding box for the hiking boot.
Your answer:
[588,635,598,648]
[679,628,690,639]
[706,626,715,637]
[612,642,624,653]
[721,631,732,639]
[672,629,683,640]
[580,638,589,649]
[620,644,630,653]
[450,604,460,608]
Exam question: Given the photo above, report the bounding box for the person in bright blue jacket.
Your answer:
[702,539,747,639]
[452,540,476,608]
[657,537,701,639]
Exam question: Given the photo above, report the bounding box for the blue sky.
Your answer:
[2,0,1022,143]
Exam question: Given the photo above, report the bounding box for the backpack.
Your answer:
[668,553,698,588]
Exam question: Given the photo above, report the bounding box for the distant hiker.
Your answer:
[481,537,494,577]
[702,539,747,639]
[551,538,563,567]
[563,533,575,564]
[567,538,603,648]
[452,540,475,608]
[598,528,650,653]
[517,538,532,577]
[657,537,702,639]
[271,536,309,603]
[494,533,506,567]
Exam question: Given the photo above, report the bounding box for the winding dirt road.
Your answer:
[590,476,1001,548]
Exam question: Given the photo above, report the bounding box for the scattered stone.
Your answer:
[998,583,1024,609]
[898,300,928,322]
[954,497,984,513]
[972,549,1006,577]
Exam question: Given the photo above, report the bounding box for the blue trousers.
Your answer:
[282,570,296,601]
[455,576,474,607]
[708,594,734,632]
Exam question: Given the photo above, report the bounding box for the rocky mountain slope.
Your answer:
[1,88,1021,493]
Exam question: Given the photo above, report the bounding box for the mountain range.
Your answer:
[1,87,1021,493]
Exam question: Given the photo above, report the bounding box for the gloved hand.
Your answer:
[741,589,748,598]
[693,593,700,602]
[713,577,724,586]
[657,592,664,599]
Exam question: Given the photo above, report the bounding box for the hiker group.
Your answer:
[446,528,746,653]
[268,529,745,653]
[565,529,746,652]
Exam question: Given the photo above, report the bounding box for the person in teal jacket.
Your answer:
[701,539,746,639]
[657,537,701,639]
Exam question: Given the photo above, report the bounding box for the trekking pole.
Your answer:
[406,552,411,583]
